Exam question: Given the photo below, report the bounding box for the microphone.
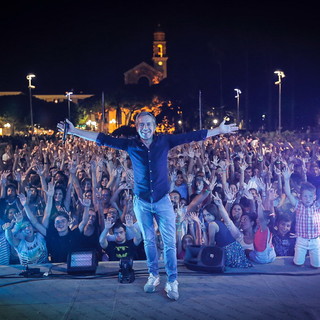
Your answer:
[63,119,69,143]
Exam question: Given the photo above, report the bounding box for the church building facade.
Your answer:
[124,26,168,86]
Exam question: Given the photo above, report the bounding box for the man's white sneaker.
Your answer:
[165,280,179,300]
[144,274,160,293]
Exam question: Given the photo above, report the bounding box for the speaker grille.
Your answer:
[201,247,223,266]
[184,245,225,273]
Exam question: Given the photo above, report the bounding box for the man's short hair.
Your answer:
[135,112,156,126]
[16,218,32,231]
[170,190,181,198]
[112,219,126,233]
[276,212,293,224]
[300,182,316,194]
[55,211,69,222]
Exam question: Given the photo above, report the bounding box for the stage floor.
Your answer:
[0,257,319,320]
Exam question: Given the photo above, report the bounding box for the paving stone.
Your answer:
[0,258,319,320]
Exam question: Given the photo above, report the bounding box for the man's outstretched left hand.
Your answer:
[218,120,238,134]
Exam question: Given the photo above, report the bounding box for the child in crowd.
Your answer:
[248,198,276,264]
[284,166,320,267]
[272,212,296,256]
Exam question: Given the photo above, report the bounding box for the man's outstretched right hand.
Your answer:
[57,119,74,135]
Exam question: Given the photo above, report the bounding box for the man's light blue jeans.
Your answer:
[133,194,177,282]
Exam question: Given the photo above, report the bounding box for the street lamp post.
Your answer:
[274,70,285,133]
[26,74,35,134]
[65,91,73,120]
[234,88,241,124]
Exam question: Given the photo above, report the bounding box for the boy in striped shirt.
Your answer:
[283,166,320,268]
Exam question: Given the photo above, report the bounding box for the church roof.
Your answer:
[123,61,159,76]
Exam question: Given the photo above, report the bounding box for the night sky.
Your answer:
[1,1,320,129]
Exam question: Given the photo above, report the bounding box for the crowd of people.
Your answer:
[0,126,319,270]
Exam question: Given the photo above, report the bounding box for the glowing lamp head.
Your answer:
[26,74,36,89]
[274,70,285,85]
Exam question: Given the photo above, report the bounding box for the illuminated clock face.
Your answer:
[158,61,163,66]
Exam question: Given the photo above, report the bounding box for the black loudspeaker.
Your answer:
[118,258,135,283]
[184,245,225,273]
[67,250,98,275]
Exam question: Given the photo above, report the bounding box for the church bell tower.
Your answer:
[152,25,168,79]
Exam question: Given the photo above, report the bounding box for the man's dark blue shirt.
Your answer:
[96,130,208,203]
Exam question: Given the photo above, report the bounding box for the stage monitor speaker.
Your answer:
[184,245,225,273]
[67,250,98,275]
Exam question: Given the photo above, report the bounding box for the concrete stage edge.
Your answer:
[0,257,319,320]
